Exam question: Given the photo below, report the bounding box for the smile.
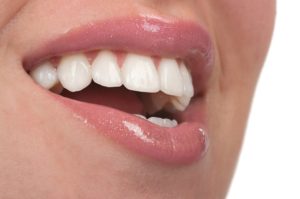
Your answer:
[24,17,213,164]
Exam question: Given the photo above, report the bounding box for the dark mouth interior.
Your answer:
[61,82,180,121]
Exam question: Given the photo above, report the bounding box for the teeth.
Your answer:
[122,53,160,93]
[171,96,191,112]
[180,63,194,97]
[158,58,183,96]
[135,114,178,128]
[57,54,92,92]
[170,63,194,111]
[134,114,147,119]
[30,62,58,89]
[92,51,122,87]
[148,117,178,128]
[30,51,195,114]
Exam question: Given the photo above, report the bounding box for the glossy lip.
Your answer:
[24,16,213,165]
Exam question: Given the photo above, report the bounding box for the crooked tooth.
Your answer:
[122,54,160,93]
[171,96,191,111]
[30,62,58,89]
[92,51,122,87]
[57,54,92,92]
[180,63,194,97]
[158,58,183,96]
[148,117,178,128]
[170,63,194,111]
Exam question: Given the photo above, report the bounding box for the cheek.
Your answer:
[210,0,276,52]
[0,0,28,29]
[206,0,275,78]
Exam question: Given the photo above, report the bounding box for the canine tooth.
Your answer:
[92,51,122,87]
[180,63,194,97]
[148,117,178,128]
[57,54,92,92]
[122,54,160,93]
[158,58,183,96]
[171,96,191,111]
[30,62,58,89]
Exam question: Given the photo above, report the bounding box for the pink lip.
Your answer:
[25,17,213,164]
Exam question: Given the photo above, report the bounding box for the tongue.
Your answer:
[62,83,144,114]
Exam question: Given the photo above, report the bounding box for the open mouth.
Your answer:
[29,50,195,126]
[24,17,213,165]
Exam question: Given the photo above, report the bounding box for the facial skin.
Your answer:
[0,1,275,198]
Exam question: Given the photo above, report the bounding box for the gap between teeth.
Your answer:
[29,50,194,111]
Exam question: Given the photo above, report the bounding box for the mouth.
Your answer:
[24,17,213,165]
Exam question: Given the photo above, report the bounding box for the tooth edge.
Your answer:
[92,50,122,88]
[57,54,92,92]
[122,53,160,93]
[159,58,183,96]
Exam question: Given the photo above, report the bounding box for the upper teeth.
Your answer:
[57,54,92,92]
[30,50,194,111]
[92,50,122,88]
[159,58,183,96]
[30,62,59,89]
[122,54,160,93]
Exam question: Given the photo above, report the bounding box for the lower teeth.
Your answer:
[134,114,178,128]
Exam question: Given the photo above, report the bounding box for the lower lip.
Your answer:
[54,94,208,165]
[27,16,212,165]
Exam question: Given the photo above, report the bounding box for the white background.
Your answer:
[227,1,300,198]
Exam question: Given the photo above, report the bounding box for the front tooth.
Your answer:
[180,63,194,97]
[30,62,58,89]
[122,54,160,93]
[92,51,122,87]
[158,58,183,96]
[57,54,92,92]
[148,117,178,128]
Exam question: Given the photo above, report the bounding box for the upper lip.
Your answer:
[23,16,213,94]
[23,16,213,164]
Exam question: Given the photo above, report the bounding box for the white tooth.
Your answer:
[148,117,164,126]
[171,96,191,111]
[92,51,122,87]
[57,54,92,92]
[134,114,146,119]
[180,63,194,97]
[158,58,183,96]
[148,117,178,128]
[122,54,160,93]
[30,62,58,89]
[163,119,178,128]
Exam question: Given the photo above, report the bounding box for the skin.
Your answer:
[0,0,275,198]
